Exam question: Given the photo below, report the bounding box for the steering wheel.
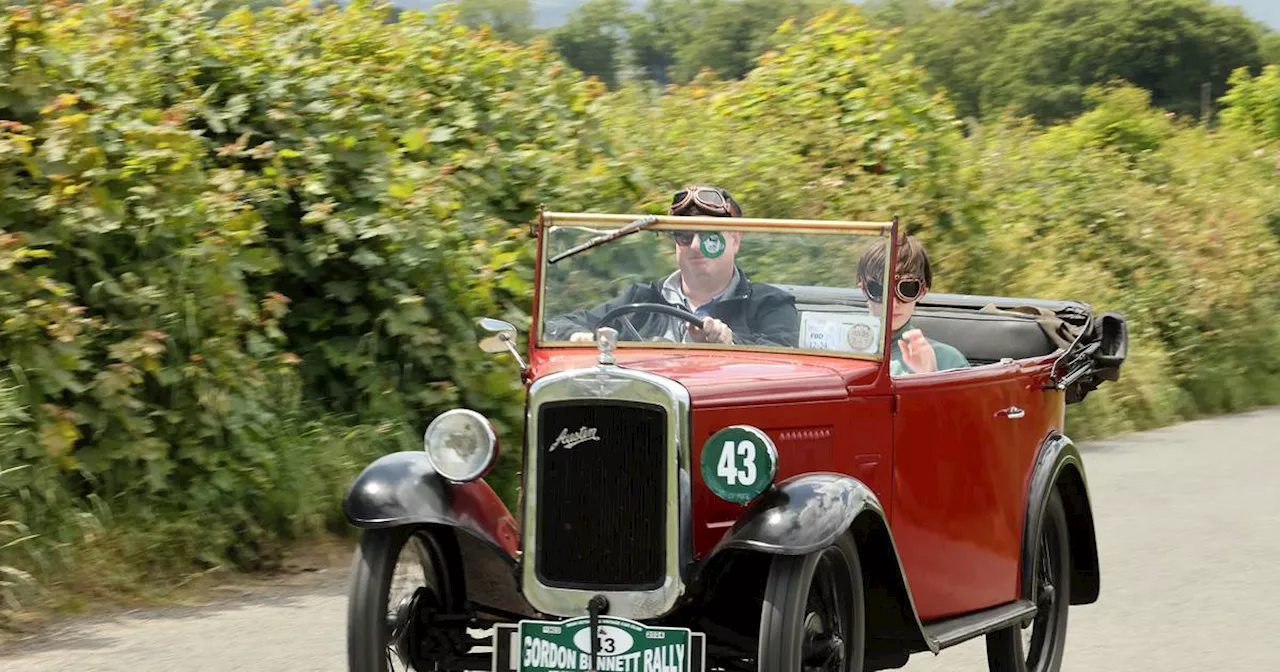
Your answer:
[594,303,704,342]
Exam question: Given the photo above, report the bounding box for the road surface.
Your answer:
[4,407,1279,671]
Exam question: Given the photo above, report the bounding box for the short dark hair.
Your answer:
[856,234,933,288]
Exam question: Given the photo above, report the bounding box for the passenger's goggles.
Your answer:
[670,186,739,217]
[864,275,926,303]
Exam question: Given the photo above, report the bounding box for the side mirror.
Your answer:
[478,318,518,354]
[477,317,528,372]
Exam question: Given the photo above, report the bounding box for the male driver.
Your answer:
[856,234,969,375]
[543,185,799,347]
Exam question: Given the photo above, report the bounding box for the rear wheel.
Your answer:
[985,488,1071,672]
[758,534,866,672]
[348,526,465,672]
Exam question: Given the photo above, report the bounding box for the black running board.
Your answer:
[921,599,1037,650]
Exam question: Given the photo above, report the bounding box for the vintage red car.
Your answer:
[342,210,1128,672]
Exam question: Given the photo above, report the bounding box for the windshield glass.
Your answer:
[535,216,894,360]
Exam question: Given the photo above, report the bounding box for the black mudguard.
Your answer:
[704,473,938,657]
[343,450,538,617]
[709,472,886,555]
[1023,433,1101,605]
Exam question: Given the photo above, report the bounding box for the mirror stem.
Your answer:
[500,333,531,381]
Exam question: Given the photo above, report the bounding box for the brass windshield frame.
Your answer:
[533,211,896,362]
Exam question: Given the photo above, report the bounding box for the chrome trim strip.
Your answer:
[520,365,692,619]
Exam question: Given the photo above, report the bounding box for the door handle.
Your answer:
[995,406,1025,419]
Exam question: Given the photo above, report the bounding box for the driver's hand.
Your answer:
[690,316,733,344]
[568,332,594,343]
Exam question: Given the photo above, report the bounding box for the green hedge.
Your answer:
[3,1,1280,618]
[0,0,641,614]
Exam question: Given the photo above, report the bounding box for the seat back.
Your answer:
[908,310,1060,365]
[773,283,1066,365]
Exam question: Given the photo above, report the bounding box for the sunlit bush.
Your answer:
[1221,64,1280,141]
[0,0,636,612]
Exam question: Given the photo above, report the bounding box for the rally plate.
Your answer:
[492,617,706,672]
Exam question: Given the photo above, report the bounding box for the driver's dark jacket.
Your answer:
[542,269,800,348]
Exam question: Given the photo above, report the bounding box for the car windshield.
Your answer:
[534,213,895,360]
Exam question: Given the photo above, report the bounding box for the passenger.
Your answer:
[543,184,799,347]
[856,234,970,375]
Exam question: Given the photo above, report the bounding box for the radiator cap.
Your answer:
[595,327,618,365]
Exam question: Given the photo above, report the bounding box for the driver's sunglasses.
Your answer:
[667,230,719,246]
[864,275,927,304]
[670,186,740,217]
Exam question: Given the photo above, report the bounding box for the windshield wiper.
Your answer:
[548,215,659,264]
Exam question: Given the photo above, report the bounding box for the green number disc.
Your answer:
[701,425,778,503]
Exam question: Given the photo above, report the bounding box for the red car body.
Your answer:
[343,211,1127,672]
[530,331,1058,621]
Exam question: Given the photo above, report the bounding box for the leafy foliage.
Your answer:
[549,0,631,87]
[1220,64,1280,141]
[982,0,1264,122]
[545,0,844,87]
[0,0,638,615]
[955,103,1280,432]
[870,0,1268,123]
[451,0,537,42]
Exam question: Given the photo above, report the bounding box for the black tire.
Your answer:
[986,488,1072,672]
[759,534,866,672]
[348,526,464,672]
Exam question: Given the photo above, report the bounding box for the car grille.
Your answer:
[535,400,667,589]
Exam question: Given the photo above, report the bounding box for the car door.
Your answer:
[889,361,1032,621]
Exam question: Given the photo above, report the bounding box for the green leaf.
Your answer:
[402,128,428,152]
[388,182,414,199]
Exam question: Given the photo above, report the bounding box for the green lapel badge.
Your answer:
[699,232,726,258]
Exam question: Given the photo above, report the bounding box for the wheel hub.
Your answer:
[389,586,454,668]
[802,611,844,669]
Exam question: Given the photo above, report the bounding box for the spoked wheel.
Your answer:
[986,489,1071,672]
[348,526,465,672]
[759,534,865,672]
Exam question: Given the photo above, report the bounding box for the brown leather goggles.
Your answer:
[669,186,741,217]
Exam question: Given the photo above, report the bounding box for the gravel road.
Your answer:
[4,407,1279,672]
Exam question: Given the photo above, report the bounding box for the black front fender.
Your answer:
[343,451,538,617]
[344,450,441,525]
[709,472,883,556]
[342,450,516,549]
[702,473,937,657]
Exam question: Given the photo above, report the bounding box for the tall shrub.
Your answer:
[0,0,638,603]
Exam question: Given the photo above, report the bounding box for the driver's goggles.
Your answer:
[670,186,739,217]
[864,275,926,303]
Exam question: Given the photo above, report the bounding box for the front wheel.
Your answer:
[348,526,465,672]
[758,534,866,672]
[985,488,1072,672]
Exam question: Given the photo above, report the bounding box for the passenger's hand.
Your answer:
[899,329,938,373]
[568,332,594,342]
[691,316,733,344]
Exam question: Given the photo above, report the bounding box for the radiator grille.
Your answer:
[535,400,667,589]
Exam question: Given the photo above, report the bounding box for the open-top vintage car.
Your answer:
[342,210,1127,672]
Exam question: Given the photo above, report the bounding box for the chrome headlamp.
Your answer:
[423,409,498,483]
